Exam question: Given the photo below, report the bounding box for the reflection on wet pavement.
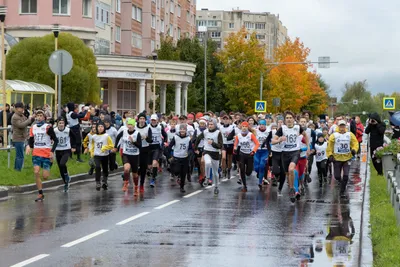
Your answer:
[0,161,366,267]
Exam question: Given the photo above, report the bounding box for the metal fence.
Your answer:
[0,124,93,169]
[384,157,400,224]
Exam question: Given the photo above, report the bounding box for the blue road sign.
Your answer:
[255,101,267,113]
[383,98,396,110]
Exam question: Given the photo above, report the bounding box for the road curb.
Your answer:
[358,147,373,266]
[6,167,124,194]
[0,186,8,199]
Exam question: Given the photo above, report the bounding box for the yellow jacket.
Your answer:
[326,130,359,162]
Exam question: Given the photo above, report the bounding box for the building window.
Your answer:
[151,15,156,29]
[132,33,142,49]
[151,40,155,52]
[116,26,121,42]
[21,0,37,14]
[255,23,266,30]
[256,34,265,40]
[177,5,181,17]
[132,5,142,22]
[186,11,190,22]
[116,0,121,13]
[117,82,137,115]
[207,20,217,27]
[169,24,173,36]
[95,38,110,55]
[197,20,206,26]
[170,0,174,13]
[53,0,69,15]
[161,0,164,8]
[160,20,164,32]
[228,22,234,29]
[82,0,91,17]
[211,31,221,38]
[96,6,99,20]
[177,28,181,40]
[244,22,254,29]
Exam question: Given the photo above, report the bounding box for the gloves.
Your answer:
[351,149,356,156]
[329,155,334,162]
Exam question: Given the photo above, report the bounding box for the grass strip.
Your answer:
[370,166,400,266]
[0,150,122,186]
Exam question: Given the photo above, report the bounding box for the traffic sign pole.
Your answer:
[58,52,63,117]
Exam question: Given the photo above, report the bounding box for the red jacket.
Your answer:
[356,122,364,142]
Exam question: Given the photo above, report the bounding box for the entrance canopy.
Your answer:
[0,80,54,111]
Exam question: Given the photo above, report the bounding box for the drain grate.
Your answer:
[305,199,332,204]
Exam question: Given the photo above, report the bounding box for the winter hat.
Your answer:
[137,113,146,120]
[127,118,136,126]
[259,120,266,126]
[179,123,187,131]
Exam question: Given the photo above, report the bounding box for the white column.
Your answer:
[175,82,182,115]
[160,84,167,114]
[182,83,188,115]
[138,79,146,113]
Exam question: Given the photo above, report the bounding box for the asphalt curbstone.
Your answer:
[0,186,8,199]
[6,167,123,194]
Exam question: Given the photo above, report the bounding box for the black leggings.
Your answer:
[173,157,189,188]
[307,155,314,174]
[56,150,71,183]
[370,147,383,175]
[271,151,286,191]
[333,160,350,193]
[108,152,117,171]
[71,127,82,160]
[316,159,327,179]
[239,152,254,188]
[94,155,109,183]
[139,148,150,186]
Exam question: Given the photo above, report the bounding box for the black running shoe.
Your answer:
[289,188,296,203]
[102,183,108,190]
[34,194,45,202]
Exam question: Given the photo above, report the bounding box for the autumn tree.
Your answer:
[266,38,328,114]
[157,37,227,114]
[337,80,378,119]
[217,28,265,113]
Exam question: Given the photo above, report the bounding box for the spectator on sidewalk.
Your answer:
[365,112,385,175]
[11,102,35,171]
[355,116,365,155]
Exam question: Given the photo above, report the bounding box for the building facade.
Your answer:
[196,9,288,59]
[1,0,197,114]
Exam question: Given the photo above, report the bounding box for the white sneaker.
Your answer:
[278,190,282,197]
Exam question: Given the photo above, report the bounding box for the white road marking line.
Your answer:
[221,178,228,182]
[205,185,215,189]
[61,229,109,248]
[154,200,180,210]
[10,254,50,267]
[183,190,203,198]
[116,212,150,225]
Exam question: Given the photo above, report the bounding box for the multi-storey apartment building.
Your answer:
[1,0,197,114]
[196,8,288,59]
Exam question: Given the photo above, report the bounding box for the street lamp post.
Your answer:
[0,6,7,147]
[152,51,157,114]
[200,9,209,112]
[52,24,60,119]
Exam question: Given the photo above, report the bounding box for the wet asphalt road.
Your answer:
[0,160,366,267]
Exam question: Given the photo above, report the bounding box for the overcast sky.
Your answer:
[197,0,398,98]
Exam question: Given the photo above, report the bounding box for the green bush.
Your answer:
[6,33,100,104]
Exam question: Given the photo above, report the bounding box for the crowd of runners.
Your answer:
[27,102,363,203]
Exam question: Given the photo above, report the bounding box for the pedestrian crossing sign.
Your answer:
[383,97,396,110]
[255,101,267,113]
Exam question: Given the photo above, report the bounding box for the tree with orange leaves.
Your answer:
[217,28,265,113]
[266,38,328,114]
